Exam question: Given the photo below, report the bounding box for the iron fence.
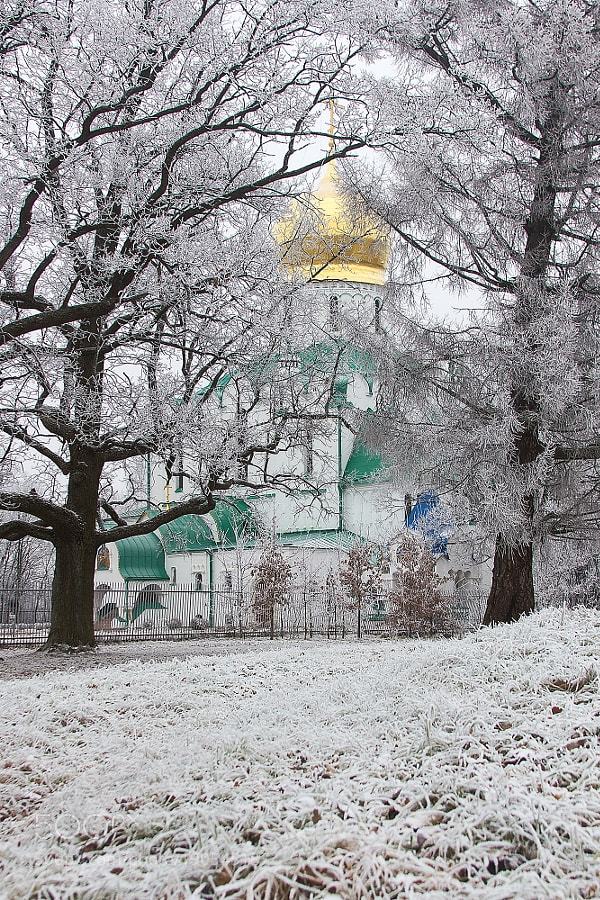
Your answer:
[0,582,487,647]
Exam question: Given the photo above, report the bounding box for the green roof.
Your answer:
[191,342,375,409]
[297,342,375,379]
[211,499,258,546]
[158,515,217,553]
[195,373,233,405]
[343,442,387,483]
[116,532,169,581]
[277,529,364,550]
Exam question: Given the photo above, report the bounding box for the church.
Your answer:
[93,156,489,617]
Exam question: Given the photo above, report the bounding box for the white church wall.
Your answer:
[284,547,346,586]
[307,281,386,336]
[149,456,171,507]
[211,545,350,591]
[346,374,376,412]
[277,489,339,534]
[211,548,259,591]
[94,542,118,584]
[435,542,493,595]
[163,551,212,588]
[343,484,409,542]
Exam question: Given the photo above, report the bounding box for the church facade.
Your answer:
[93,159,490,621]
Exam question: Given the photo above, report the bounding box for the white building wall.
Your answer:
[343,484,409,542]
[302,281,387,336]
[164,551,212,588]
[102,272,495,605]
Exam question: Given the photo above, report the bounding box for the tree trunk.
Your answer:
[42,447,103,650]
[482,535,535,626]
[43,536,97,649]
[483,91,561,625]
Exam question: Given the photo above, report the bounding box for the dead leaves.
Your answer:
[544,667,597,694]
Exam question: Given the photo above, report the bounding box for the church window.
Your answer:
[171,566,177,584]
[303,422,314,475]
[96,545,110,570]
[374,296,382,332]
[224,572,233,591]
[194,572,203,591]
[329,295,339,326]
[174,453,185,492]
[236,407,249,480]
[281,354,299,372]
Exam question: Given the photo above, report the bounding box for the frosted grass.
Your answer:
[1,608,599,898]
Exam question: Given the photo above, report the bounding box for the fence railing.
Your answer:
[0,583,488,647]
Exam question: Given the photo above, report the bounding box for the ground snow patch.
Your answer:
[1,609,599,898]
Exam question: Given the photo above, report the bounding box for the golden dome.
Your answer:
[274,161,389,286]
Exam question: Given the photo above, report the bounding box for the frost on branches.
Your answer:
[341,0,600,624]
[0,0,371,648]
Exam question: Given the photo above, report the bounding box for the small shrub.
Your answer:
[338,543,382,638]
[389,532,448,637]
[251,546,293,638]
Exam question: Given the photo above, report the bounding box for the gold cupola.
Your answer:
[274,154,390,286]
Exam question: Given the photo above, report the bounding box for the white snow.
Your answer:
[0,638,310,680]
[1,609,599,898]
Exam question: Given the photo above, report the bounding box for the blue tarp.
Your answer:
[407,491,450,557]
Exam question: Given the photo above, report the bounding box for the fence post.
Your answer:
[237,591,244,638]
[208,589,214,629]
[303,590,307,640]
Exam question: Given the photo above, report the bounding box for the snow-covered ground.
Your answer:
[0,637,315,680]
[1,610,599,899]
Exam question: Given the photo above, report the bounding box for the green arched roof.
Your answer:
[211,498,258,546]
[343,442,387,484]
[158,515,217,553]
[116,532,169,581]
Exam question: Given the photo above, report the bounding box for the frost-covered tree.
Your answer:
[343,0,600,623]
[536,537,600,609]
[0,0,369,648]
[251,545,293,639]
[0,533,53,587]
[338,542,381,637]
[388,531,447,637]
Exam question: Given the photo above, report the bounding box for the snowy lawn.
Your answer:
[1,610,599,899]
[0,638,311,681]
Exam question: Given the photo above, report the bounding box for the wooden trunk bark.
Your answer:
[43,537,97,649]
[482,535,535,626]
[42,447,103,650]
[482,90,561,626]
